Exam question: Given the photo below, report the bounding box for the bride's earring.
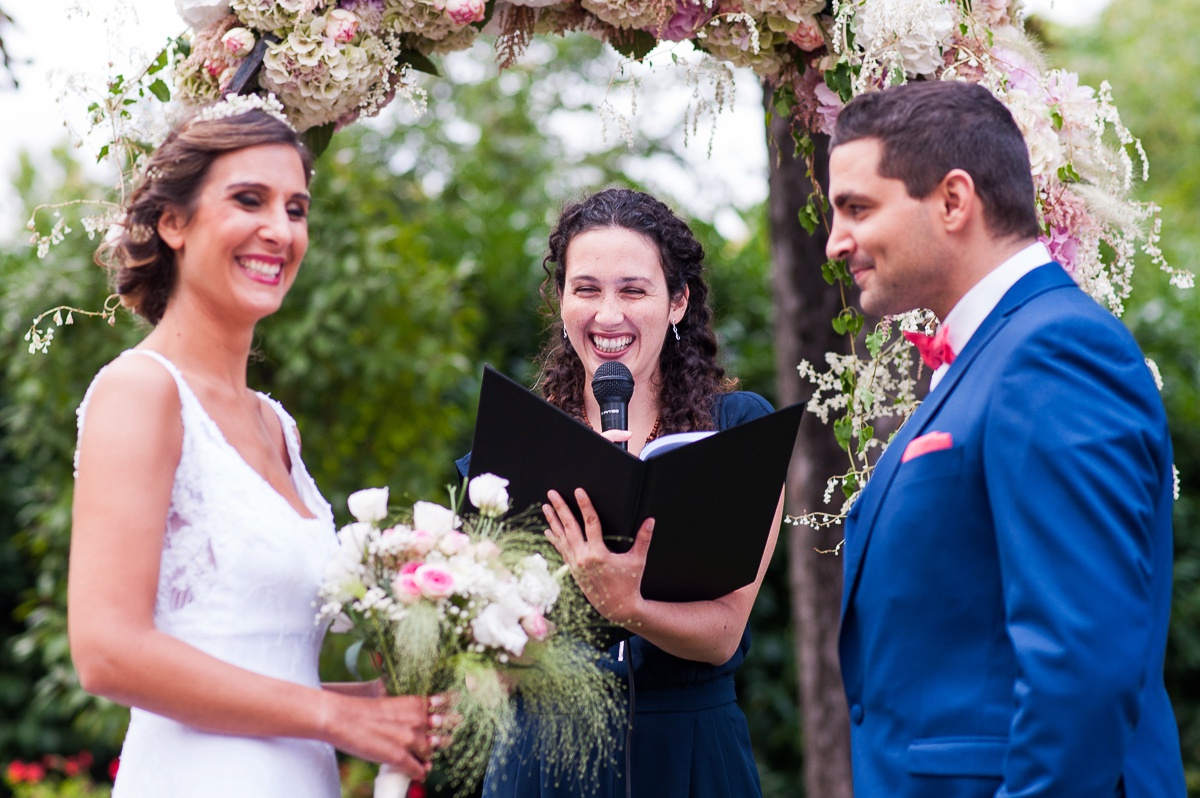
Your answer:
[672,322,680,341]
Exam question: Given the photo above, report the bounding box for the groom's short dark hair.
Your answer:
[831,80,1040,240]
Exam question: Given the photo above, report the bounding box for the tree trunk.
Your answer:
[765,108,855,798]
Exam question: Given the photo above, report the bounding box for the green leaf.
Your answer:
[344,638,365,681]
[833,415,853,452]
[399,49,440,77]
[303,123,336,158]
[1057,162,1082,183]
[857,425,874,456]
[824,61,855,103]
[841,471,859,498]
[1050,108,1064,130]
[148,78,171,103]
[821,258,851,287]
[865,329,886,358]
[148,46,170,75]
[610,29,658,61]
[799,195,822,234]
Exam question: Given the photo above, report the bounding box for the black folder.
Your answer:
[465,366,804,603]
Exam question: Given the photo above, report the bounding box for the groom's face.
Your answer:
[826,138,952,318]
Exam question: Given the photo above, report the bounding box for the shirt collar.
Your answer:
[928,242,1053,391]
[941,241,1053,355]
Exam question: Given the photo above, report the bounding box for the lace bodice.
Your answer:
[75,349,340,797]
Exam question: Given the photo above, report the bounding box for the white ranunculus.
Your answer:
[468,474,511,517]
[413,501,461,535]
[472,603,529,656]
[175,0,232,30]
[347,487,389,524]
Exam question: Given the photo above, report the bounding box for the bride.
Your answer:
[68,99,442,797]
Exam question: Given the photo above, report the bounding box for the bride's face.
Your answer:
[157,143,311,323]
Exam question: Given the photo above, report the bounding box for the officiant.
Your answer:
[462,188,782,798]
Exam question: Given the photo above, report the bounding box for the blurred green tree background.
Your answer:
[4,0,1200,793]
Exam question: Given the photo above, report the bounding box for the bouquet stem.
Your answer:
[374,764,411,798]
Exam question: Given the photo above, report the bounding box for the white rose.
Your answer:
[468,474,511,518]
[517,554,561,611]
[175,0,232,30]
[413,501,461,535]
[472,603,529,656]
[347,487,389,524]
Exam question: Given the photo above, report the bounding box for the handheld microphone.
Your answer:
[591,361,635,451]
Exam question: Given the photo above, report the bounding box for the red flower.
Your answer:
[108,758,121,781]
[407,782,427,798]
[5,760,47,784]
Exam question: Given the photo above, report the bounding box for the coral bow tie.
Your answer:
[904,326,956,370]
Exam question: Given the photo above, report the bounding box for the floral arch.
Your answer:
[28,0,1193,518]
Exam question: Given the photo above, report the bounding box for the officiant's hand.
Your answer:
[544,488,653,627]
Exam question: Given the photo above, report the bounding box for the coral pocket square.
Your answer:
[902,431,954,463]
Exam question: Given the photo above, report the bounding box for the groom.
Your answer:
[829,80,1184,797]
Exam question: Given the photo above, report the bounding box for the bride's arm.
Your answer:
[68,358,432,778]
[544,488,783,665]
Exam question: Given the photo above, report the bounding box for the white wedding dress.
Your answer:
[76,350,341,797]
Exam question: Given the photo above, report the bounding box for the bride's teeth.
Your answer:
[241,259,282,277]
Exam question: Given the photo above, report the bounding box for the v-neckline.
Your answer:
[149,354,321,522]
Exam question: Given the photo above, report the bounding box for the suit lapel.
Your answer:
[840,263,1075,617]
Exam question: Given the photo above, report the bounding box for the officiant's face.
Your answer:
[561,226,687,389]
[827,138,950,317]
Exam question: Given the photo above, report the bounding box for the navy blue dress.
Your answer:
[459,392,772,798]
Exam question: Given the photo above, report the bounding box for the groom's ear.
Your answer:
[936,169,976,234]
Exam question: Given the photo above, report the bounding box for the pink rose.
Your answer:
[474,539,501,560]
[439,530,471,556]
[399,560,422,576]
[221,27,256,57]
[396,574,422,602]
[326,8,360,44]
[521,612,550,641]
[787,16,825,52]
[204,59,225,79]
[443,0,485,25]
[411,529,435,555]
[415,564,455,597]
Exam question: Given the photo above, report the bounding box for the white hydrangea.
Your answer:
[853,0,956,79]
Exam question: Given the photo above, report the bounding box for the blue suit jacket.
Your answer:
[838,264,1185,797]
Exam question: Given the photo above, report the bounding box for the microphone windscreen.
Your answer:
[591,361,635,402]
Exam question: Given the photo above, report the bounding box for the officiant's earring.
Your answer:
[672,322,680,341]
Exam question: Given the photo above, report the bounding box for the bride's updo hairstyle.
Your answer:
[98,109,313,326]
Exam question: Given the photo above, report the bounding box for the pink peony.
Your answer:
[415,564,455,597]
[443,0,486,25]
[326,8,361,44]
[221,27,256,57]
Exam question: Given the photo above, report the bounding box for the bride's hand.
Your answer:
[320,692,451,780]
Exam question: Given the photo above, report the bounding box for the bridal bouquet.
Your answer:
[316,474,623,796]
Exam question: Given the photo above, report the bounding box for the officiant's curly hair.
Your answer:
[535,188,736,435]
[95,109,313,326]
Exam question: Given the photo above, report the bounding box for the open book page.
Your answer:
[639,430,717,460]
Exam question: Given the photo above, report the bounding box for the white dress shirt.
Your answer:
[929,242,1055,390]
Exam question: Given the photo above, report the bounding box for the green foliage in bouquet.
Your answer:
[318,476,624,795]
